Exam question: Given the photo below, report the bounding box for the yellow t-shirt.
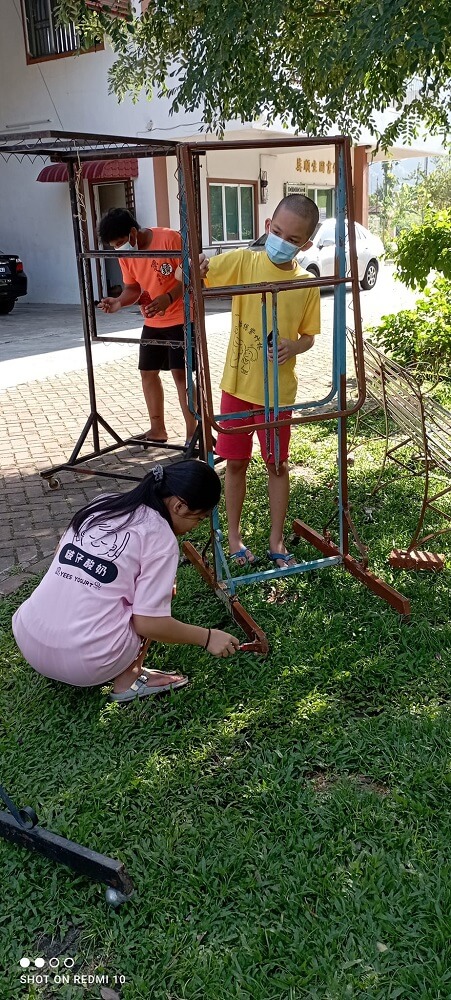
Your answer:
[204,249,320,406]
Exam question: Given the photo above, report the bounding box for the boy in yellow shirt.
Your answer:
[204,194,320,567]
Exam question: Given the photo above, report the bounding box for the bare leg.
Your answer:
[225,458,256,564]
[171,368,197,441]
[112,640,186,693]
[267,460,296,566]
[140,370,168,441]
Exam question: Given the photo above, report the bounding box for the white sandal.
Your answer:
[109,670,188,703]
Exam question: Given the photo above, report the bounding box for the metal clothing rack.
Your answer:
[0,130,205,904]
[175,135,411,651]
[0,129,206,486]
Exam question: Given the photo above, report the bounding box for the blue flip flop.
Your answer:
[230,547,259,567]
[267,550,297,567]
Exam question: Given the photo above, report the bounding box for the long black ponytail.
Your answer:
[69,460,221,536]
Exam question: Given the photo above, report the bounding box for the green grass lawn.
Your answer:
[1,421,451,1000]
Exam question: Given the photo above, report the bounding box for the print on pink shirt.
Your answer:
[58,521,132,585]
[59,543,118,583]
[75,521,131,560]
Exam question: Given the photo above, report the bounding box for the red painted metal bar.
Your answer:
[182,542,269,654]
[292,520,411,617]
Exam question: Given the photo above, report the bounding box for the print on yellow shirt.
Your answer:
[205,249,321,407]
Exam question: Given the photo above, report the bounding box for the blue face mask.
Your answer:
[265,231,300,265]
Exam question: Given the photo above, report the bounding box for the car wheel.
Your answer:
[306,265,320,279]
[0,298,15,315]
[360,259,378,290]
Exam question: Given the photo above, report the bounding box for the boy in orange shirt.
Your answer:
[98,208,196,445]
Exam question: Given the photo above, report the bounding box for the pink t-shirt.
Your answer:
[12,505,179,686]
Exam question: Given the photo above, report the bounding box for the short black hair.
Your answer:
[273,194,319,237]
[98,208,139,244]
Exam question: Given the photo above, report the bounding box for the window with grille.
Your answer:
[208,183,256,243]
[22,0,102,60]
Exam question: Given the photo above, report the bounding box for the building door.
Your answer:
[90,180,136,298]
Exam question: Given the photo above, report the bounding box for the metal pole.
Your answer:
[67,158,100,452]
[261,293,271,460]
[177,162,196,419]
[335,142,348,555]
[271,291,280,473]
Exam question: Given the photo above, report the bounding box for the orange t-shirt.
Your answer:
[119,227,184,328]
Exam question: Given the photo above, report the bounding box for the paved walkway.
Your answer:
[0,321,335,587]
[0,266,418,591]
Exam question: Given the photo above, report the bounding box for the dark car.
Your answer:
[0,252,28,314]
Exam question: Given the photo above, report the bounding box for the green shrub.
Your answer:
[392,210,451,289]
[369,276,451,375]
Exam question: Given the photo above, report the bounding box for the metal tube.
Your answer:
[335,144,347,554]
[261,292,271,459]
[200,276,350,297]
[177,162,196,417]
[271,291,280,473]
[67,158,100,452]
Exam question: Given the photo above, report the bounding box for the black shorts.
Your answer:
[138,324,195,372]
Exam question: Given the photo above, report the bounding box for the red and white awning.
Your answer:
[37,158,138,183]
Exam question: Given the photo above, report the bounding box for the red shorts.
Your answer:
[216,392,292,464]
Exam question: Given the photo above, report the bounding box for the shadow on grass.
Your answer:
[1,427,451,999]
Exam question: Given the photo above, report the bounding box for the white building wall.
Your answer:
[0,0,199,301]
[4,1,440,302]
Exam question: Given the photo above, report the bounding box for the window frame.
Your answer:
[21,0,104,64]
[307,186,336,222]
[207,179,258,245]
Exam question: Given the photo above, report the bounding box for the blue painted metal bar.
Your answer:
[211,517,236,591]
[224,556,342,590]
[335,144,347,554]
[261,293,271,459]
[177,166,196,418]
[272,290,280,472]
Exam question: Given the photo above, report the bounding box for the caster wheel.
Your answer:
[105,887,132,908]
[47,477,61,491]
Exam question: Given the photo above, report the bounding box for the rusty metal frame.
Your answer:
[175,135,410,640]
[349,333,451,556]
[0,130,208,486]
[0,129,197,903]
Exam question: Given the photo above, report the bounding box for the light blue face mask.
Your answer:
[265,231,300,265]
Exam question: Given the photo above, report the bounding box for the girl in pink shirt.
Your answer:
[12,461,239,704]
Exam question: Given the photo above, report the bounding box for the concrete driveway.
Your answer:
[0,262,419,583]
[0,262,416,389]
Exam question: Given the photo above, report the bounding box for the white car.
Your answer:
[249,220,383,290]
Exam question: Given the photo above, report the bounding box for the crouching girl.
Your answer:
[12,461,239,703]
